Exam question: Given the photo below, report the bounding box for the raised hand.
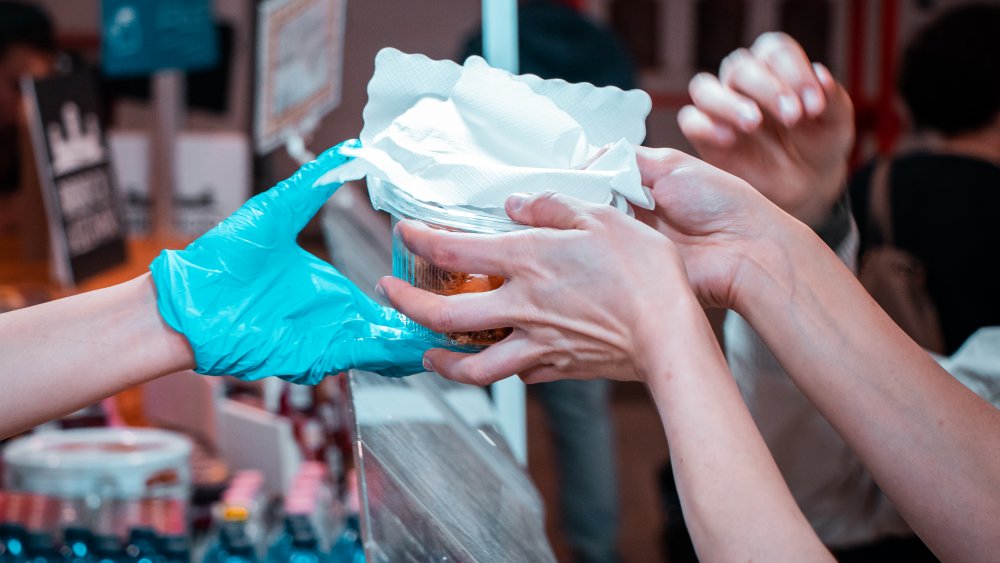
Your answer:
[679,32,854,226]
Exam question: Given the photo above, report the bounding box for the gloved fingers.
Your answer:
[688,73,762,134]
[254,139,361,239]
[322,332,435,379]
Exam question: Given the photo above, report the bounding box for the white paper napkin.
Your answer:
[331,48,654,210]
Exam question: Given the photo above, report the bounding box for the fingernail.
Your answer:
[778,94,801,124]
[801,88,823,116]
[422,355,434,372]
[506,192,530,213]
[739,103,761,130]
[812,62,831,86]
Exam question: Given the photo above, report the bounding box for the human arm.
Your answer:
[0,274,193,437]
[636,147,1000,561]
[645,293,831,562]
[729,210,1000,561]
[0,140,431,438]
[378,193,831,561]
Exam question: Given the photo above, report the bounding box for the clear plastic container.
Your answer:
[369,177,632,349]
[2,428,192,540]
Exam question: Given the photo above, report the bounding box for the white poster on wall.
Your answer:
[109,131,250,236]
[254,0,347,155]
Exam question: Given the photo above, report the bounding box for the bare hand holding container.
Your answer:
[372,177,633,349]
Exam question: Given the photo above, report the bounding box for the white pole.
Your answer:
[481,0,526,466]
[482,0,519,73]
[150,71,183,237]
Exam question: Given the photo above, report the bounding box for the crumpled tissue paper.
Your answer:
[330,48,654,211]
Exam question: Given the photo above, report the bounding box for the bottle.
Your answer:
[265,515,308,563]
[0,523,27,562]
[60,527,95,562]
[328,516,363,563]
[125,527,162,563]
[203,504,258,563]
[159,535,189,563]
[203,523,258,563]
[288,527,324,563]
[23,531,59,563]
[90,535,124,563]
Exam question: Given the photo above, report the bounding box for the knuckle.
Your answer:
[456,360,494,386]
[753,31,791,54]
[587,205,618,225]
[651,147,680,163]
[720,47,751,73]
[427,243,458,270]
[534,190,563,208]
[427,303,457,333]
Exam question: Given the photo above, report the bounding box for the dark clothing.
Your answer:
[459,0,637,91]
[849,152,1000,355]
[0,125,20,194]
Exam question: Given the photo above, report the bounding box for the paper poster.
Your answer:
[109,131,250,236]
[23,70,127,286]
[254,0,347,154]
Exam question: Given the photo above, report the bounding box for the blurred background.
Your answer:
[0,1,991,562]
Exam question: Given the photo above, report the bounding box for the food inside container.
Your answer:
[371,177,632,349]
[404,247,511,347]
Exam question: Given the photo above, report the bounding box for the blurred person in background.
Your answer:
[848,2,1000,356]
[0,1,56,233]
[665,4,999,562]
[458,2,636,561]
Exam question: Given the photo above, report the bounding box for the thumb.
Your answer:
[266,138,361,235]
[505,191,597,230]
[322,331,434,379]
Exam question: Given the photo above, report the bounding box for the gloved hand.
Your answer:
[150,139,432,383]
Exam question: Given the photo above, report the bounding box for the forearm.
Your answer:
[642,297,830,562]
[735,217,1000,560]
[0,274,194,437]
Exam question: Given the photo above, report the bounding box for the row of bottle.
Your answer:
[201,465,364,563]
[0,519,189,562]
[0,490,190,562]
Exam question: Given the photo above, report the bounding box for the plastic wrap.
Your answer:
[346,371,555,562]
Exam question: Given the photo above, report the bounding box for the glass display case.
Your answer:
[346,371,556,562]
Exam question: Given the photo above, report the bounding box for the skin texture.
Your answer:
[384,144,1000,559]
[0,274,194,437]
[677,32,854,227]
[671,33,1000,561]
[379,191,832,561]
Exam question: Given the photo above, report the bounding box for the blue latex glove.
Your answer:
[150,139,432,383]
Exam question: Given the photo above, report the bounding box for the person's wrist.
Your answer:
[134,274,196,377]
[728,208,815,321]
[808,190,852,250]
[791,166,847,228]
[633,284,707,385]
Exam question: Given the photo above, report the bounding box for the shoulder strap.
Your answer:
[867,158,895,247]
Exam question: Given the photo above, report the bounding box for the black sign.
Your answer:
[24,70,127,285]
